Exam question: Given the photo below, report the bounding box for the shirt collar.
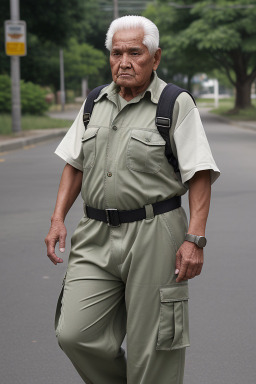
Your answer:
[94,71,167,105]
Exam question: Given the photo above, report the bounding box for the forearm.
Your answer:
[52,163,83,222]
[187,170,211,236]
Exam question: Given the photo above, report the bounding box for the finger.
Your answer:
[59,233,66,253]
[185,262,198,279]
[48,253,63,265]
[47,242,63,265]
[175,251,181,275]
[176,262,188,283]
[195,263,203,277]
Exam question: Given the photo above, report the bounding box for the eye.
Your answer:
[112,52,120,56]
[131,52,139,56]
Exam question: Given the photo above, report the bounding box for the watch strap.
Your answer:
[185,234,207,248]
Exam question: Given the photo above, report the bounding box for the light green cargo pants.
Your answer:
[55,206,190,384]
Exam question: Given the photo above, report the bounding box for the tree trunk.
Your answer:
[187,74,193,92]
[235,80,252,109]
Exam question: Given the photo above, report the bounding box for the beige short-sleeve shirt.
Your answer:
[55,72,220,210]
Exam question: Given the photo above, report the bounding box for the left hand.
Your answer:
[175,241,204,282]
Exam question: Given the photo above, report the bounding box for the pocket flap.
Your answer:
[131,129,165,146]
[160,284,189,302]
[157,283,190,351]
[81,127,99,142]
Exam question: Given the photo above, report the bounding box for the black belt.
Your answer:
[85,196,181,227]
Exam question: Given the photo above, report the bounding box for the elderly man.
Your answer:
[45,15,219,384]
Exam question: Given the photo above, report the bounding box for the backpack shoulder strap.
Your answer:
[83,84,109,129]
[156,83,196,173]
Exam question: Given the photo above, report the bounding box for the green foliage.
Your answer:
[20,35,61,91]
[184,0,256,55]
[66,90,75,103]
[0,75,11,113]
[143,2,214,88]
[20,81,49,115]
[64,38,107,91]
[0,0,88,82]
[0,0,112,91]
[0,75,49,114]
[144,0,256,108]
[0,0,87,46]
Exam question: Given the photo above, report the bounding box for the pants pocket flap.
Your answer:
[156,284,190,351]
[160,284,189,303]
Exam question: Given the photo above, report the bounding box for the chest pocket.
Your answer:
[81,127,99,169]
[127,129,166,174]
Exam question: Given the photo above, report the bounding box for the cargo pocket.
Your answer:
[81,127,99,169]
[127,129,165,173]
[156,283,190,350]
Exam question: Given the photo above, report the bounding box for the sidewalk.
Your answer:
[200,107,256,132]
[0,107,79,153]
[0,128,68,153]
[1,109,256,153]
[214,116,256,132]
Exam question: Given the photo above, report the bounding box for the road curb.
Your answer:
[1,111,255,154]
[0,128,68,153]
[207,112,256,132]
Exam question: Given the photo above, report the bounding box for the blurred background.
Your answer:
[1,0,256,130]
[0,1,256,384]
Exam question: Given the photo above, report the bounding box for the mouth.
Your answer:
[117,73,133,78]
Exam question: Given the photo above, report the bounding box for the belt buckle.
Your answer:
[105,209,121,227]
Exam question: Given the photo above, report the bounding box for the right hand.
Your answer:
[45,218,67,265]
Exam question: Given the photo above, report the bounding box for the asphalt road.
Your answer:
[0,111,255,384]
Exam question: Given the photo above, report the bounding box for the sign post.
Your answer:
[5,0,26,133]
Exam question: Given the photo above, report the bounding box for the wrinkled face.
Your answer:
[110,28,161,90]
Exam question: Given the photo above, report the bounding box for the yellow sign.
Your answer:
[5,21,27,56]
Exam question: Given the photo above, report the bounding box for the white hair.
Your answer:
[105,15,159,55]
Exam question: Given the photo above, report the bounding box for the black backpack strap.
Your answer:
[156,83,196,173]
[83,84,109,129]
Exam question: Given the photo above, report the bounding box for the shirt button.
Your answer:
[112,125,117,131]
[107,172,112,177]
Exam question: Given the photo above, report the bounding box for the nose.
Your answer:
[120,53,131,69]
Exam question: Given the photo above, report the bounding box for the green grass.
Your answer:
[197,97,256,121]
[0,114,73,135]
[2,97,256,135]
[211,99,256,121]
[211,105,256,121]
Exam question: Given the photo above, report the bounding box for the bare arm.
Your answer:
[45,163,83,265]
[176,170,211,282]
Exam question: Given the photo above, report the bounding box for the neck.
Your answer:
[119,80,151,101]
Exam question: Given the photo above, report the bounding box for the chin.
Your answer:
[116,78,135,88]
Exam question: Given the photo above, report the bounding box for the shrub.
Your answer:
[0,75,49,115]
[0,75,11,113]
[66,89,75,103]
[20,81,49,114]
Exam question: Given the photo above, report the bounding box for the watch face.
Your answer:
[197,236,207,248]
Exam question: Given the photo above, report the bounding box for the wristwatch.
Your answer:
[185,234,207,248]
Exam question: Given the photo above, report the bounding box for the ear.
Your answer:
[153,48,161,71]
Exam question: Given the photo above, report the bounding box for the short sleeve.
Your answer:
[174,105,220,185]
[54,101,85,171]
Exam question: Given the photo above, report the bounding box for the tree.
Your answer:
[185,0,256,109]
[64,38,107,92]
[0,0,86,45]
[144,1,215,91]
[0,0,105,89]
[144,0,256,110]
